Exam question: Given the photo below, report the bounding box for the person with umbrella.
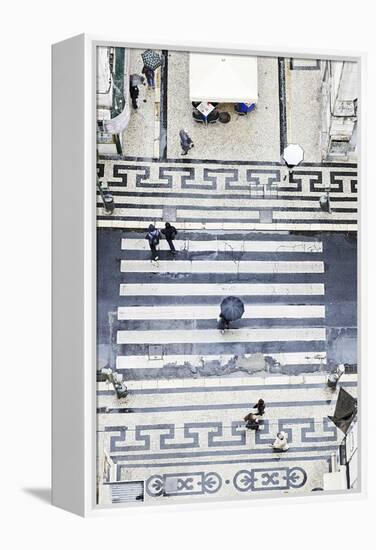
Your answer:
[217,312,230,333]
[141,49,162,90]
[218,296,244,334]
[282,143,304,180]
[142,66,156,89]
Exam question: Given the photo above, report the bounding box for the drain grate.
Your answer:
[110,481,144,504]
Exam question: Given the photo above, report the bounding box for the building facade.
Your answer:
[96,46,130,156]
[321,60,358,162]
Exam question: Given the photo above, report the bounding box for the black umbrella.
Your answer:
[328,387,357,434]
[141,49,162,70]
[220,296,245,322]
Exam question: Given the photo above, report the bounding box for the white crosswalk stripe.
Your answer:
[108,194,356,210]
[120,282,324,296]
[120,260,324,274]
[121,238,323,253]
[118,304,325,320]
[100,219,355,231]
[117,327,326,345]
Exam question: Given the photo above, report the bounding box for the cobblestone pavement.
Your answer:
[96,50,358,506]
[97,374,357,506]
[97,158,357,232]
[119,52,324,163]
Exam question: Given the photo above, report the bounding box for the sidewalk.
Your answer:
[119,52,325,164]
[97,373,357,505]
[167,52,281,161]
[97,157,358,232]
[121,48,160,158]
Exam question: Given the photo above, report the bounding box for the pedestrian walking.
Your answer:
[142,66,156,89]
[327,363,345,389]
[244,412,260,431]
[253,398,266,416]
[145,224,161,261]
[217,296,244,334]
[271,431,289,452]
[179,129,194,156]
[130,83,139,109]
[161,222,178,253]
[217,312,230,334]
[319,191,332,213]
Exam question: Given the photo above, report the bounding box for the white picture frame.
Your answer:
[52,34,365,517]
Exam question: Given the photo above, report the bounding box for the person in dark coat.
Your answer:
[142,66,155,89]
[217,313,230,333]
[179,129,194,156]
[253,398,266,416]
[244,412,259,431]
[145,224,161,261]
[130,83,139,109]
[161,222,177,253]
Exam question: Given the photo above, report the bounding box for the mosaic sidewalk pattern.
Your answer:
[97,375,357,505]
[97,159,358,232]
[112,231,328,377]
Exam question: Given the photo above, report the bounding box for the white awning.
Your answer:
[189,53,258,103]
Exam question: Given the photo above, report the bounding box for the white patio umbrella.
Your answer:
[189,54,258,103]
[283,144,304,167]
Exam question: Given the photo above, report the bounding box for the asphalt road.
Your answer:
[97,229,357,377]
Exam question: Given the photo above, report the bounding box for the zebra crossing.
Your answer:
[115,231,328,375]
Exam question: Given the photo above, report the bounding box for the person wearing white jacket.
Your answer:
[271,431,289,452]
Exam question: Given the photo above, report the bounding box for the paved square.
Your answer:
[96,47,358,507]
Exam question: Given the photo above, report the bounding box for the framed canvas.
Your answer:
[52,35,364,516]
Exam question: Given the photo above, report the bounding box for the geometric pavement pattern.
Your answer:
[97,159,358,232]
[97,375,357,504]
